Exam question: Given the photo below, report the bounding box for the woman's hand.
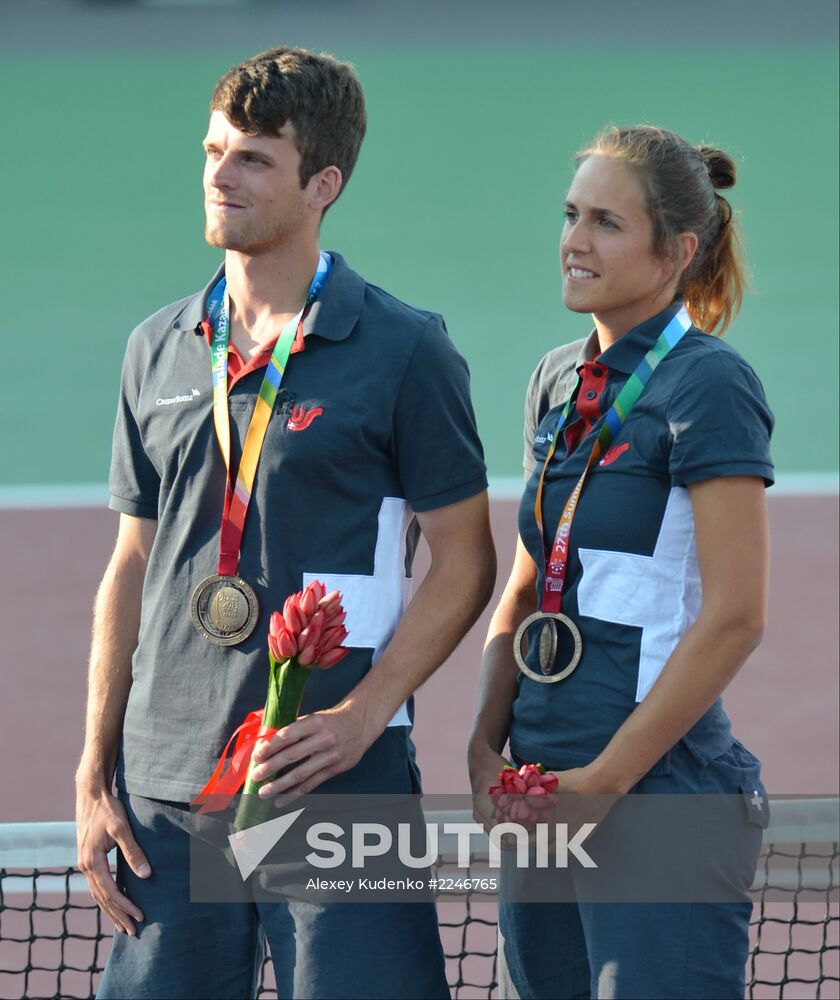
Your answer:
[468,740,510,833]
[547,764,623,836]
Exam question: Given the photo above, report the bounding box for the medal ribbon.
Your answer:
[536,307,692,613]
[204,252,332,577]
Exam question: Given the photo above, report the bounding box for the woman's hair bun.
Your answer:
[698,145,736,190]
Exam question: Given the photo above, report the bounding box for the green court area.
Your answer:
[3,46,837,483]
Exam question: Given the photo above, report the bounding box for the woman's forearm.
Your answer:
[469,538,539,769]
[588,609,763,793]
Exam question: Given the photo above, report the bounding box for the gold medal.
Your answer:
[191,574,260,646]
[513,611,583,684]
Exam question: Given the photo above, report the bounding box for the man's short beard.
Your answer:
[204,220,298,255]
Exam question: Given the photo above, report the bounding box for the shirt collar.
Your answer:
[587,299,686,375]
[170,250,364,342]
[574,330,601,369]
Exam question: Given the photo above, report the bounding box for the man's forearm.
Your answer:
[344,542,496,741]
[76,525,152,793]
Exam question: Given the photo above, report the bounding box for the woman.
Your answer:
[468,126,774,999]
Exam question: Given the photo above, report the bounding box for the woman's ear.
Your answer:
[675,231,699,280]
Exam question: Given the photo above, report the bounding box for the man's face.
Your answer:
[202,110,309,254]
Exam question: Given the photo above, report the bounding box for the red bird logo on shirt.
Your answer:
[287,405,323,432]
[599,442,630,467]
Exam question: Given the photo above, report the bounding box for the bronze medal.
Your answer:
[191,574,260,646]
[513,611,583,684]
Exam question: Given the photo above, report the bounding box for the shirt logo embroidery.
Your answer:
[287,404,324,432]
[598,442,630,467]
[156,389,201,406]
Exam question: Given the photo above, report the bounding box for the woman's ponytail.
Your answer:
[682,146,744,334]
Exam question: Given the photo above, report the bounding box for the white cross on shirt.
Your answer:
[303,496,414,727]
[576,488,702,702]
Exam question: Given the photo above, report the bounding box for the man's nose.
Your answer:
[208,153,237,190]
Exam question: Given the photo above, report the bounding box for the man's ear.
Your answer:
[307,166,343,215]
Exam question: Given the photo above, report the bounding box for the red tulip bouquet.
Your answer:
[194,581,349,830]
[489,763,559,825]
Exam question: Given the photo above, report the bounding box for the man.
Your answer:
[75,47,496,999]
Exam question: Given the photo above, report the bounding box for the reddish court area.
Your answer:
[0,494,837,823]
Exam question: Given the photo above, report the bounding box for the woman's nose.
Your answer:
[561,220,589,256]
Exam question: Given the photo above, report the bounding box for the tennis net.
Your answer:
[1,800,837,999]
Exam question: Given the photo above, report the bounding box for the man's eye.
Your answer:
[563,210,577,223]
[598,217,617,229]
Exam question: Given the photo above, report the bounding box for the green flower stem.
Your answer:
[234,656,311,831]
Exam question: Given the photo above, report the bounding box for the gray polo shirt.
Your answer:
[109,252,487,800]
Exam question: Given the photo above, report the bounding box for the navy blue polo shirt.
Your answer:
[109,252,487,801]
[511,301,774,772]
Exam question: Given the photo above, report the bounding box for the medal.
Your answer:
[515,306,692,683]
[191,252,333,645]
[191,574,260,646]
[514,611,582,684]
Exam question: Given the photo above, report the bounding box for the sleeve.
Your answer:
[392,315,488,512]
[108,332,161,518]
[522,344,581,480]
[523,361,544,481]
[666,350,774,487]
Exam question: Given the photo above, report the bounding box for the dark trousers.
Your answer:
[498,741,766,999]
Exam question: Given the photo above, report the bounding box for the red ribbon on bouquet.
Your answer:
[192,710,279,814]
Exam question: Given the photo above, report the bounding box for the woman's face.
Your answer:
[560,155,677,335]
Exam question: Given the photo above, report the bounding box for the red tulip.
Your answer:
[298,641,318,666]
[283,596,305,636]
[318,624,348,655]
[489,763,558,825]
[273,583,349,671]
[318,647,349,668]
[230,580,350,832]
[319,590,342,614]
[270,610,284,633]
[327,609,346,626]
[300,584,318,617]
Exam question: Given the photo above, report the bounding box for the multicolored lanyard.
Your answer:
[205,251,332,577]
[535,306,692,613]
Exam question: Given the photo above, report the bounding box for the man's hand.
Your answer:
[75,787,151,936]
[248,701,373,797]
[76,514,155,936]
